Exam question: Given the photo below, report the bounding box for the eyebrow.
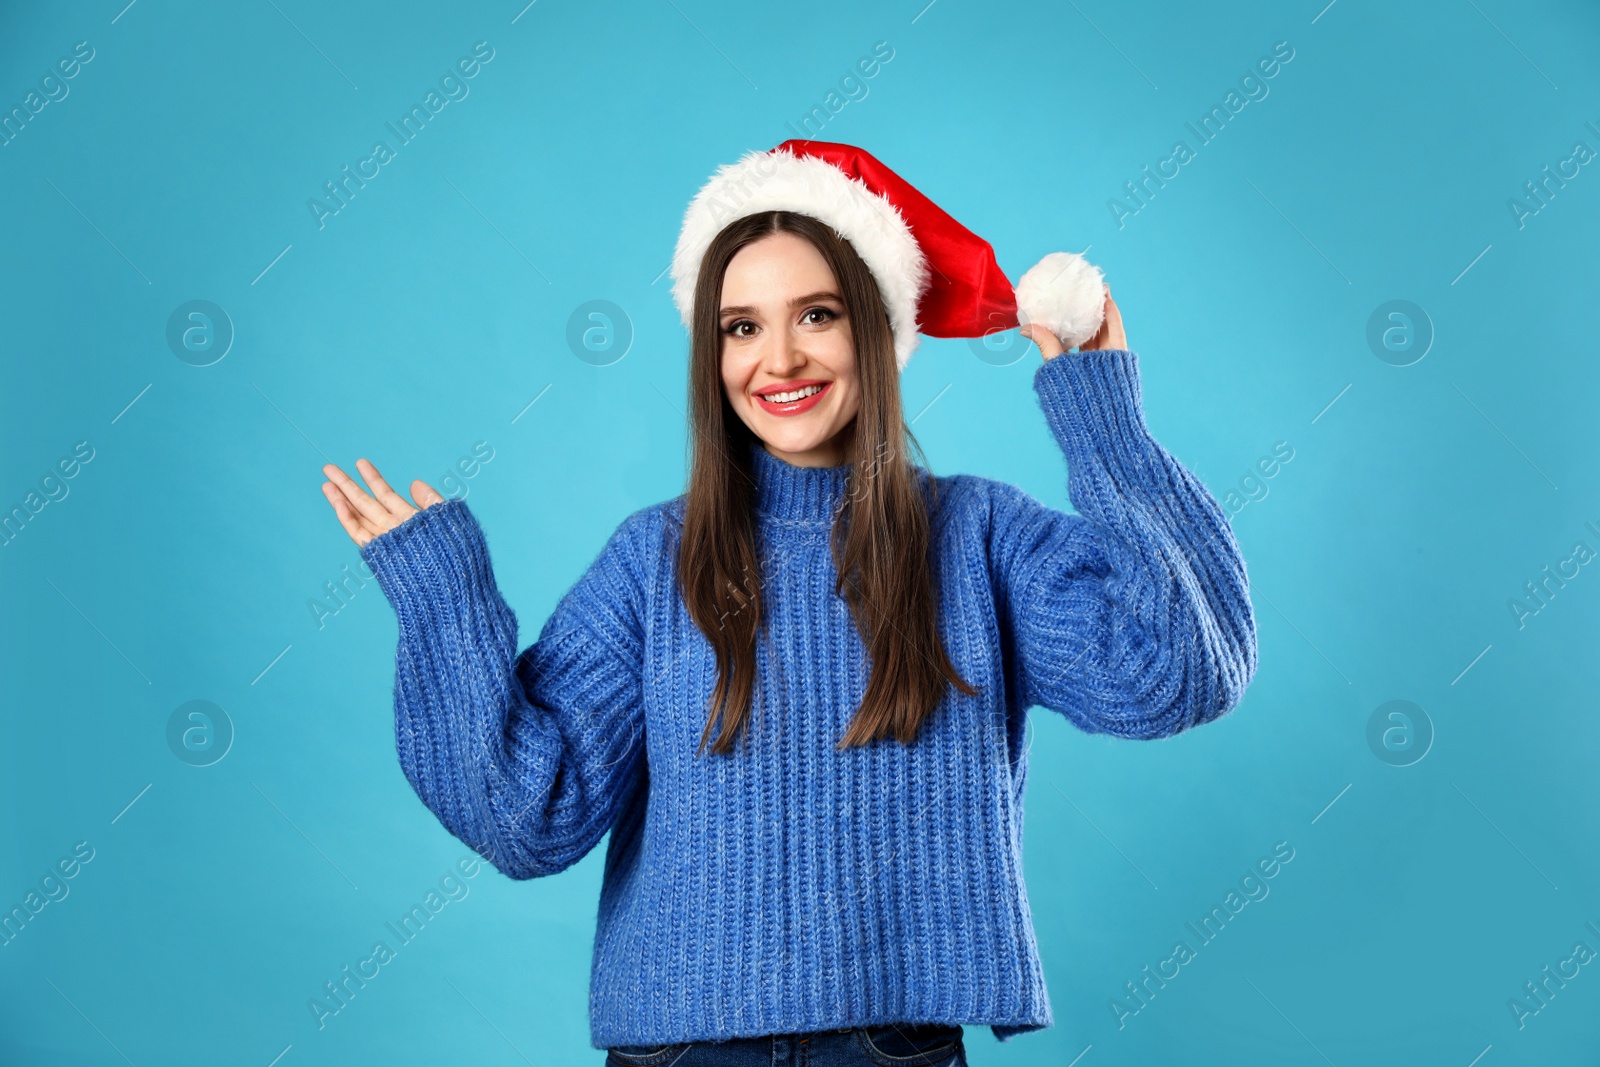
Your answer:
[718,290,843,318]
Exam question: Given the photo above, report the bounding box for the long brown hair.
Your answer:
[677,210,979,756]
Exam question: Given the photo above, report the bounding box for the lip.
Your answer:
[753,379,831,417]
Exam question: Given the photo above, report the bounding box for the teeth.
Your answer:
[762,384,824,404]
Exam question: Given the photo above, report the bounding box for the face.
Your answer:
[719,230,860,468]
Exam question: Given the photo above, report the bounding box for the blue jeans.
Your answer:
[604,1023,967,1066]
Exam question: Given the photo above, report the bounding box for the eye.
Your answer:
[801,307,838,326]
[722,318,756,338]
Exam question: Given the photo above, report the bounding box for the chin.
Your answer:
[761,431,822,453]
[758,425,831,454]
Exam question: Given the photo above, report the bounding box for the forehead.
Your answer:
[721,231,838,305]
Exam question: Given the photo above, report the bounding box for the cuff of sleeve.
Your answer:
[358,498,490,621]
[1032,348,1164,493]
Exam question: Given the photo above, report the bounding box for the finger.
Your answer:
[1082,285,1124,352]
[356,458,418,522]
[1102,288,1127,349]
[1092,285,1113,343]
[322,463,391,529]
[1019,323,1064,361]
[1103,286,1120,326]
[323,484,376,546]
[410,480,448,509]
[322,481,377,546]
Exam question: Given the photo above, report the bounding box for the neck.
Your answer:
[761,421,855,469]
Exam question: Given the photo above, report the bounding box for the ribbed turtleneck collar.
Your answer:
[748,438,850,526]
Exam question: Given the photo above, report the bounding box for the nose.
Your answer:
[763,322,807,376]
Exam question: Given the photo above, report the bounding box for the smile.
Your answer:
[754,381,830,416]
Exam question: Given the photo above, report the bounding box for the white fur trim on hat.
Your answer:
[1014,252,1107,352]
[671,147,930,371]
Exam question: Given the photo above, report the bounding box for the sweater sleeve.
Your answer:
[987,349,1258,739]
[357,498,649,879]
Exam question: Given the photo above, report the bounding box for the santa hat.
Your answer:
[669,139,1106,371]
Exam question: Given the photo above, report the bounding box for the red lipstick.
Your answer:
[753,379,831,417]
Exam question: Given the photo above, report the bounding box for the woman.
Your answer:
[321,142,1257,1065]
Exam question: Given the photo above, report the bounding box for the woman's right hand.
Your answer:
[1020,283,1125,359]
[321,458,448,547]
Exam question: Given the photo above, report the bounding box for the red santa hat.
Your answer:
[670,139,1106,371]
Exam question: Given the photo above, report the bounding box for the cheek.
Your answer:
[839,381,862,420]
[719,351,742,398]
[829,336,859,412]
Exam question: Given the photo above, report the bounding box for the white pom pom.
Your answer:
[1014,252,1106,351]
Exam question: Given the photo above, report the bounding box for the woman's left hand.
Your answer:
[1020,284,1126,360]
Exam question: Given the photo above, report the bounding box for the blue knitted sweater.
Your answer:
[359,348,1257,1048]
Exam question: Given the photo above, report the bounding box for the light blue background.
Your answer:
[3,0,1598,1063]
